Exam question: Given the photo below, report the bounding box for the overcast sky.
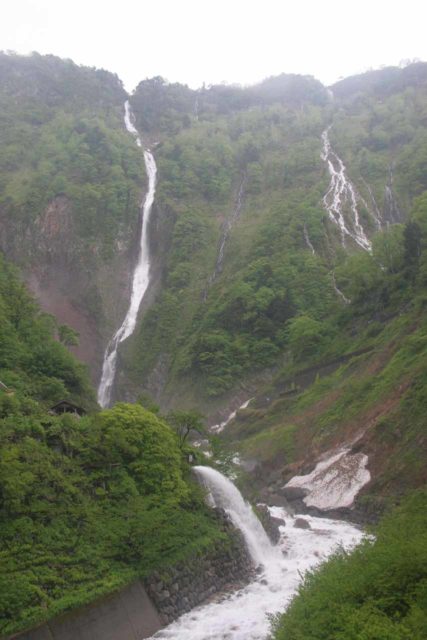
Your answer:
[2,0,427,91]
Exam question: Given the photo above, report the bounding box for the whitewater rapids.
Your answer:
[150,466,363,640]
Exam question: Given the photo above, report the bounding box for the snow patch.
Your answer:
[284,448,371,510]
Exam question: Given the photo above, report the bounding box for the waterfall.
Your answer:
[361,177,382,229]
[384,165,402,224]
[331,271,351,305]
[303,222,316,255]
[97,101,157,408]
[151,468,363,640]
[193,466,277,567]
[203,174,246,300]
[210,398,253,434]
[321,127,371,251]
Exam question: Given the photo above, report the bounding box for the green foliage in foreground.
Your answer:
[0,402,223,636]
[271,491,427,640]
[0,256,222,635]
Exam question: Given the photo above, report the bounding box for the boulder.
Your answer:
[256,504,285,544]
[268,492,292,509]
[293,517,311,529]
[282,486,308,502]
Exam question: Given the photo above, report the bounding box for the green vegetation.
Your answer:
[166,409,206,448]
[0,53,143,251]
[123,63,427,409]
[0,253,223,636]
[0,397,224,636]
[0,253,94,407]
[271,490,427,640]
[125,76,335,398]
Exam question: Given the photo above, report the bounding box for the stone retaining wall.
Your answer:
[145,509,254,625]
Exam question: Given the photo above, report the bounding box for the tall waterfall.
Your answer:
[321,126,371,251]
[97,101,157,408]
[193,466,276,567]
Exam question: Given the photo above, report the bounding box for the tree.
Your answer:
[92,403,188,496]
[287,315,326,360]
[58,324,79,347]
[166,410,206,448]
[372,225,405,274]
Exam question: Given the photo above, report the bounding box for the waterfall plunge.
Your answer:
[97,101,157,408]
[194,466,278,567]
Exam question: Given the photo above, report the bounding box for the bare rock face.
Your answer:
[0,193,141,385]
[34,196,74,256]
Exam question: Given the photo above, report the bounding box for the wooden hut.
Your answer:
[48,400,86,417]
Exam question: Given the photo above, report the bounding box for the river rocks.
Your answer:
[282,486,309,501]
[256,504,285,544]
[145,512,254,625]
[293,517,311,529]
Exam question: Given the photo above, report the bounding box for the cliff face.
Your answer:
[0,53,146,384]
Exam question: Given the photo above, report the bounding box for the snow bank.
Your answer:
[284,448,371,510]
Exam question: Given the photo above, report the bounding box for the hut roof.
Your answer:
[49,400,86,416]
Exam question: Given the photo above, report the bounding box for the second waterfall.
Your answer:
[97,101,157,408]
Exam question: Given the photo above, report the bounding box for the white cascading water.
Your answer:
[361,177,382,230]
[194,466,276,567]
[97,101,157,408]
[331,271,351,305]
[210,398,253,434]
[303,222,316,255]
[151,466,363,640]
[321,126,371,251]
[203,174,247,301]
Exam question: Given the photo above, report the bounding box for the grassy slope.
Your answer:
[222,240,427,510]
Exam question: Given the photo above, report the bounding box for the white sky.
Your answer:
[1,0,427,92]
